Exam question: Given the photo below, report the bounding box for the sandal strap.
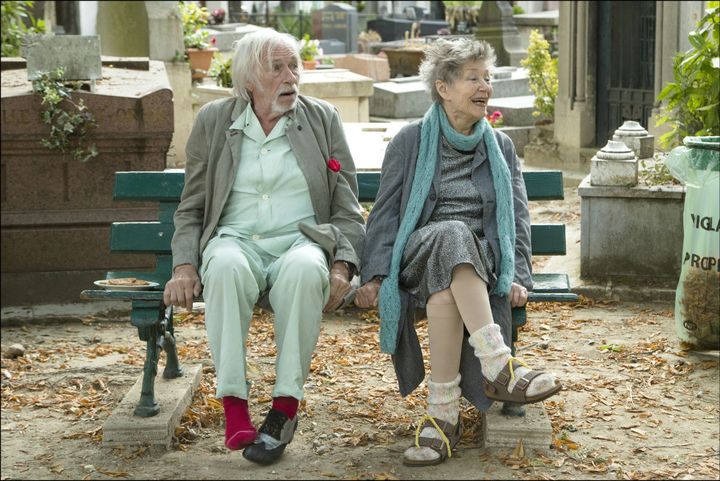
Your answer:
[513,369,543,392]
[414,414,461,459]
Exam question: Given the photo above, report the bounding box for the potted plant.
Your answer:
[299,34,321,70]
[179,1,218,80]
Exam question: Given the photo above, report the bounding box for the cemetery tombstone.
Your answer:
[25,35,102,81]
[314,3,358,53]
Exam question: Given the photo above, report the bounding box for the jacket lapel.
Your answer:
[286,106,330,220]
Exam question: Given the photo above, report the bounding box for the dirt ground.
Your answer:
[2,184,719,481]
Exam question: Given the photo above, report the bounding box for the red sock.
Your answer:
[223,396,256,450]
[272,396,299,420]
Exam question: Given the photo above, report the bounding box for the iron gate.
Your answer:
[596,1,656,146]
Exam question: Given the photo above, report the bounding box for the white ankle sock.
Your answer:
[404,374,461,463]
[469,324,556,398]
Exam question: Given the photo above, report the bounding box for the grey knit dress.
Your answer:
[399,136,496,306]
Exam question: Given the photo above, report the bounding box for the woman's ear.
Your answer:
[435,80,449,100]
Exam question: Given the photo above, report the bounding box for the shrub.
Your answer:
[1,0,45,57]
[656,4,719,149]
[520,29,558,121]
[179,1,211,50]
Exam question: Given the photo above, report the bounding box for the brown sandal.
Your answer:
[483,358,562,404]
[403,415,463,467]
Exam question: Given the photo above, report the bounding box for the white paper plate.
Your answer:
[94,279,159,291]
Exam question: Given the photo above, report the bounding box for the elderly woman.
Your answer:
[355,38,561,466]
[164,30,364,465]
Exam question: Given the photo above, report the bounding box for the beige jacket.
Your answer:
[171,95,365,272]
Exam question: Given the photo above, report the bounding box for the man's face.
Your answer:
[249,46,300,115]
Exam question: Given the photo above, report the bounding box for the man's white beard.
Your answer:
[271,93,297,114]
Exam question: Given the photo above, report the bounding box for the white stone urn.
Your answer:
[590,140,638,186]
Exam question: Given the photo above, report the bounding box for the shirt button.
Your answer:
[260,148,268,155]
[262,194,269,200]
[252,234,261,241]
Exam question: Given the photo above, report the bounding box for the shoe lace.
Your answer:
[414,414,452,459]
[507,357,530,382]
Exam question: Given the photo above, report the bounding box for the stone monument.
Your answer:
[313,3,359,54]
[473,1,525,67]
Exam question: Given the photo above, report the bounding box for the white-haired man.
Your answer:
[164,29,364,465]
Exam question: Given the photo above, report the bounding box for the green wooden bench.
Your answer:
[81,168,577,416]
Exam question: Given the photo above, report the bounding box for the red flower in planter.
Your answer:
[486,110,504,128]
[327,157,341,172]
[210,36,217,46]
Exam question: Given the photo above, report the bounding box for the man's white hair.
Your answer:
[231,29,302,101]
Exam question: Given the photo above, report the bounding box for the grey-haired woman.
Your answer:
[355,38,561,466]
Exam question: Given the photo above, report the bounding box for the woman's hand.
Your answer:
[163,264,202,311]
[354,277,382,308]
[323,261,352,313]
[510,282,529,307]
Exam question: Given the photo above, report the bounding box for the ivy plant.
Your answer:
[656,3,719,149]
[32,68,98,162]
[520,29,558,121]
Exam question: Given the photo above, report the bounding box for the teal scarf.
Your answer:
[379,102,516,354]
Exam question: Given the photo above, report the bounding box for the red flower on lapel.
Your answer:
[327,157,341,172]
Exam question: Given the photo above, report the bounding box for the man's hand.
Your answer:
[163,264,202,311]
[354,277,382,309]
[510,282,529,308]
[323,261,352,313]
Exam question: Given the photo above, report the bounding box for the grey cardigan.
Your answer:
[361,120,533,411]
[171,95,365,274]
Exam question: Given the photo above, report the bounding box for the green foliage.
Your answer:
[179,1,211,50]
[32,68,98,162]
[209,53,233,88]
[520,29,558,120]
[1,1,45,57]
[299,33,320,61]
[512,5,525,15]
[656,4,720,150]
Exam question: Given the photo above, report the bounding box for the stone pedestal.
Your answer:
[579,175,685,281]
[590,140,638,187]
[1,61,174,307]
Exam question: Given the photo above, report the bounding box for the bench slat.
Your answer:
[357,170,564,203]
[531,273,571,292]
[531,224,566,255]
[111,222,173,252]
[112,170,564,204]
[114,171,185,201]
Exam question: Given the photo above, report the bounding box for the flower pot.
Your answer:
[303,60,317,70]
[187,48,218,80]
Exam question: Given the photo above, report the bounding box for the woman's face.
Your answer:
[436,60,493,125]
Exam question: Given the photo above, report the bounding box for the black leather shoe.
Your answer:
[242,409,298,465]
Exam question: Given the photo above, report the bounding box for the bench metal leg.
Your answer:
[135,324,161,417]
[160,306,183,379]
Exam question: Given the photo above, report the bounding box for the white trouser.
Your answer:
[200,234,330,400]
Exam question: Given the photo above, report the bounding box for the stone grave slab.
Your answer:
[25,35,101,80]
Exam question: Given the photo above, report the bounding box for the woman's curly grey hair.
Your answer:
[231,29,302,100]
[419,38,497,103]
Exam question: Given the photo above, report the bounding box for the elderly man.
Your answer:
[164,29,364,465]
